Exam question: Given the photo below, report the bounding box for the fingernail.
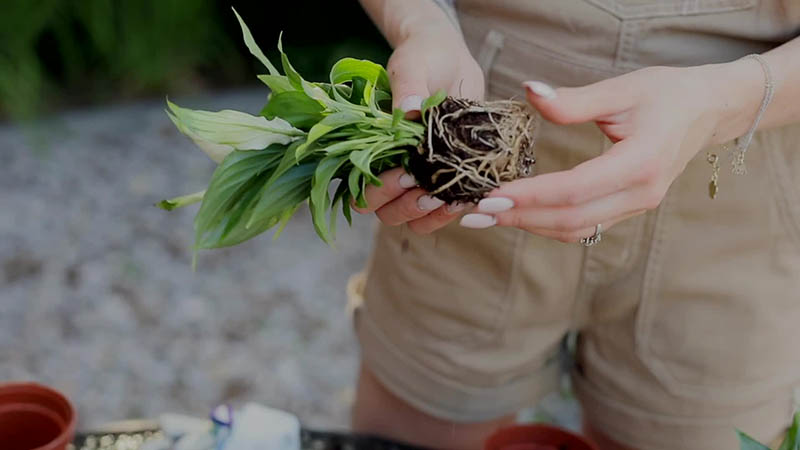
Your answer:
[477,197,514,213]
[399,95,423,112]
[460,213,497,229]
[417,195,445,211]
[398,173,417,189]
[446,201,467,214]
[523,81,557,100]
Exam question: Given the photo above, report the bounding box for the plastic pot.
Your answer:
[0,382,76,450]
[485,424,600,450]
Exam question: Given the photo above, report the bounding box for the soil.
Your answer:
[408,97,536,204]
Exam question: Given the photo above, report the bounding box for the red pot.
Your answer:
[485,424,600,450]
[0,382,76,450]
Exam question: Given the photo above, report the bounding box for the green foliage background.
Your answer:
[0,0,391,119]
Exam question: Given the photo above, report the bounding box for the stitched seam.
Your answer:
[634,188,670,369]
[636,163,800,397]
[491,229,528,339]
[574,370,791,426]
[586,0,756,19]
[615,20,641,69]
[570,246,592,330]
[495,31,621,76]
[360,306,556,397]
[767,142,800,250]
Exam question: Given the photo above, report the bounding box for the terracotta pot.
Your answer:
[0,382,76,450]
[485,424,600,450]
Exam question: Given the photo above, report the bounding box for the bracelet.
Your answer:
[706,54,775,199]
[731,54,775,176]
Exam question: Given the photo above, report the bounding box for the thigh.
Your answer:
[351,364,514,450]
[576,131,800,450]
[352,218,582,423]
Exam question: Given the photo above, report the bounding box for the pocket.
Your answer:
[585,0,757,20]
[633,138,800,404]
[363,223,526,346]
[765,126,800,249]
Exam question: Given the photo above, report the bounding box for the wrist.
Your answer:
[384,0,462,47]
[702,57,767,146]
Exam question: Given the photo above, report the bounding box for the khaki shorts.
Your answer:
[352,1,800,448]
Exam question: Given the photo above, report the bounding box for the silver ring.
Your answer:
[580,223,602,247]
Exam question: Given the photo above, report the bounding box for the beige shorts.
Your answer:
[352,1,800,449]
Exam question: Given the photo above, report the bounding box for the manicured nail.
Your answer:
[477,197,514,213]
[460,213,497,229]
[523,81,557,100]
[399,95,423,112]
[398,173,417,189]
[418,195,445,211]
[446,201,467,214]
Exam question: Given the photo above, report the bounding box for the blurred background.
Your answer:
[0,0,578,433]
[0,0,389,430]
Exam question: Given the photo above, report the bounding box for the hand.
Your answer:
[459,60,765,242]
[355,22,485,234]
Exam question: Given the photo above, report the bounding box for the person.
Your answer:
[350,1,800,449]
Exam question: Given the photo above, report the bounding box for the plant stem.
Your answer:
[156,190,206,211]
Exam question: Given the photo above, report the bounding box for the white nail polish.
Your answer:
[478,197,514,213]
[460,213,497,229]
[399,95,423,113]
[446,201,467,214]
[418,195,445,211]
[523,81,557,100]
[398,173,417,189]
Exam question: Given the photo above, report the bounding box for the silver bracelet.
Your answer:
[730,54,775,175]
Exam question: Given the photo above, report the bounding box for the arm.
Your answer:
[358,0,458,49]
[458,37,800,240]
[716,37,800,143]
[355,0,485,234]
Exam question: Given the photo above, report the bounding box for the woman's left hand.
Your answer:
[459,60,765,242]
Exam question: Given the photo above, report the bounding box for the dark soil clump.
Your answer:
[408,97,538,204]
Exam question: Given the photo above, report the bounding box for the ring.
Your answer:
[580,223,603,247]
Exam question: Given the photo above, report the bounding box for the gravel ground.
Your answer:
[0,89,372,430]
[0,88,579,433]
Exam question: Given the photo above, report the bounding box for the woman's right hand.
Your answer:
[354,9,485,234]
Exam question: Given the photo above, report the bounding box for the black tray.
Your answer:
[70,419,427,450]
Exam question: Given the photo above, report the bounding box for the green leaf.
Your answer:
[257,75,295,94]
[272,205,301,241]
[342,192,353,226]
[332,180,352,228]
[738,431,771,450]
[777,412,800,450]
[350,77,367,105]
[232,8,279,76]
[364,80,383,119]
[349,148,380,184]
[246,162,316,229]
[194,148,283,249]
[296,110,365,158]
[357,175,368,208]
[374,89,392,107]
[329,180,351,242]
[348,166,362,206]
[309,155,349,243]
[156,190,205,211]
[262,91,325,129]
[329,57,390,92]
[322,135,378,157]
[421,89,447,124]
[391,107,404,128]
[166,100,305,158]
[263,139,305,190]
